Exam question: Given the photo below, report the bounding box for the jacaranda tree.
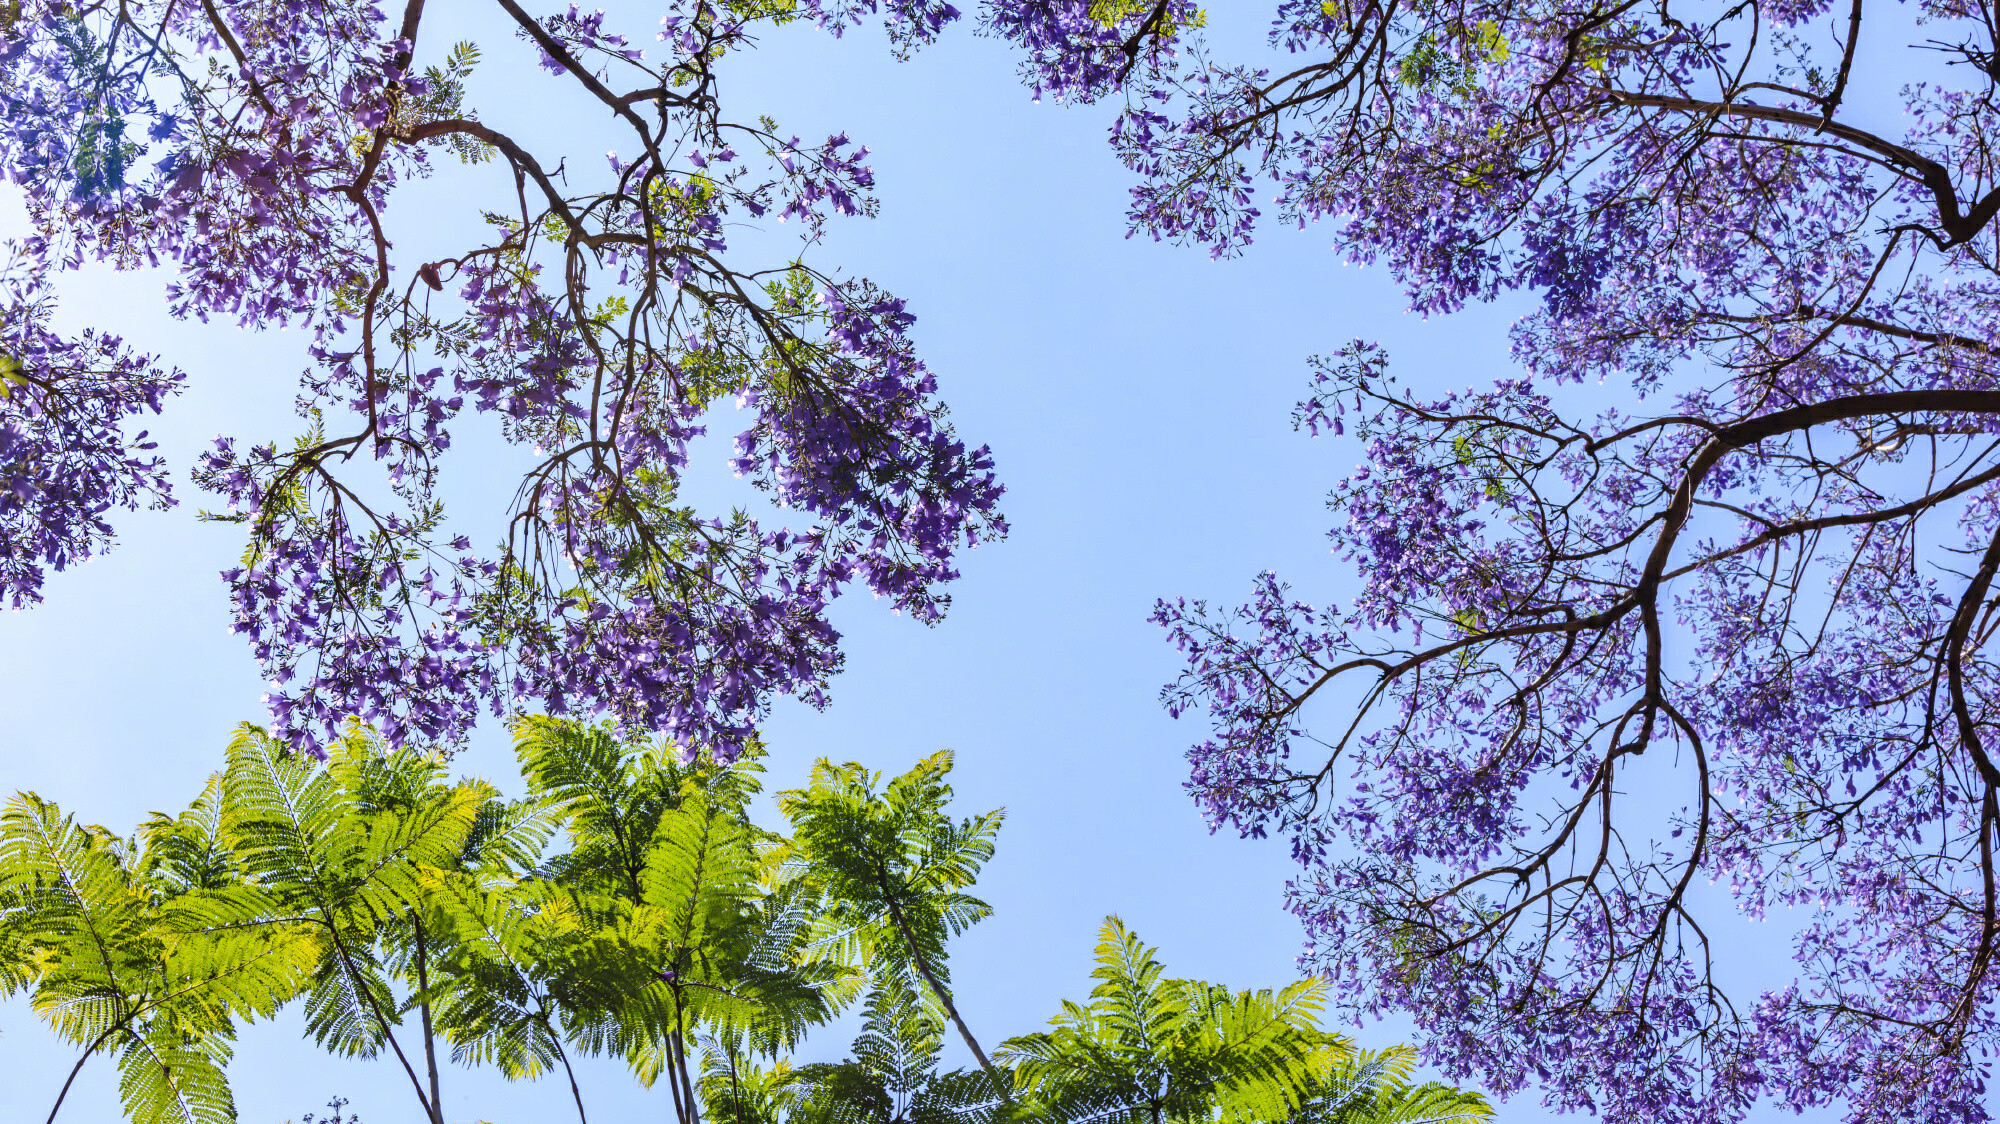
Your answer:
[966,0,2000,1120]
[0,720,1491,1124]
[0,0,1003,758]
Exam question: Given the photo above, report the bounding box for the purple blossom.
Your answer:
[2,0,1004,759]
[986,0,2000,1118]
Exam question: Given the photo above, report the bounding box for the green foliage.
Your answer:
[71,112,141,195]
[216,726,487,1062]
[506,718,852,1081]
[0,350,26,397]
[405,41,495,164]
[1001,919,1490,1124]
[784,975,1006,1124]
[779,752,1002,1017]
[3,723,1487,1124]
[1,790,240,1124]
[1292,1049,1491,1124]
[1085,0,1206,38]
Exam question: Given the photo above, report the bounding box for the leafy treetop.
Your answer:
[0,719,1489,1124]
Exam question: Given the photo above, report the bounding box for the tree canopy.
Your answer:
[967,0,2000,1120]
[0,0,1002,757]
[15,0,1997,1117]
[0,721,1489,1124]
[1001,917,1487,1124]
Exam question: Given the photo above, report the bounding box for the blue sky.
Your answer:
[0,5,1832,1122]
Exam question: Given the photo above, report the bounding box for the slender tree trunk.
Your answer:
[44,1046,96,1124]
[550,1033,590,1124]
[413,915,444,1124]
[877,875,1011,1101]
[45,976,232,1124]
[670,1006,701,1124]
[45,1011,142,1124]
[660,1030,689,1124]
[728,1046,745,1124]
[658,988,691,1124]
[328,925,436,1124]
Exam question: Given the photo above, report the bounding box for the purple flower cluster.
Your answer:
[979,0,1201,104]
[0,248,180,607]
[796,0,963,57]
[2,0,1004,757]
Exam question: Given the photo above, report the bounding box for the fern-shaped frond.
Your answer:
[909,1068,1011,1124]
[459,795,560,879]
[791,1058,891,1124]
[514,718,665,898]
[345,778,488,920]
[779,755,1001,1019]
[701,1044,816,1124]
[157,884,321,1023]
[115,1027,234,1124]
[414,867,571,1079]
[1004,918,1475,1124]
[219,725,353,902]
[641,791,760,962]
[301,947,394,1057]
[136,774,238,898]
[1297,1047,1491,1124]
[2,792,161,1044]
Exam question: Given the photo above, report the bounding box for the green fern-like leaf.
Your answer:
[1001,918,1486,1124]
[115,1027,235,1124]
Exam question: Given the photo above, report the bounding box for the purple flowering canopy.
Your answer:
[0,0,1002,758]
[979,0,2000,1120]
